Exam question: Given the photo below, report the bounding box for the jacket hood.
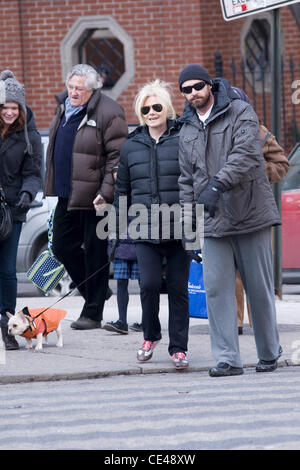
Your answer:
[215,77,250,103]
[25,105,38,132]
[55,89,68,106]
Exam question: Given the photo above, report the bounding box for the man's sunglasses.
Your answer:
[141,103,163,115]
[181,81,207,94]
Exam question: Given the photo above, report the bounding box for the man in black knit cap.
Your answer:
[178,64,282,377]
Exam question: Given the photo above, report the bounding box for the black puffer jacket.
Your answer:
[114,120,182,243]
[0,106,42,222]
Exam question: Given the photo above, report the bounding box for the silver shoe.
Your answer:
[137,340,159,362]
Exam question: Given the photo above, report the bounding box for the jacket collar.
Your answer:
[55,88,103,119]
[128,119,181,144]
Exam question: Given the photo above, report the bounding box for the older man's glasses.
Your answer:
[141,103,163,115]
[181,81,207,94]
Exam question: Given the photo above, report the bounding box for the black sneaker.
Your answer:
[70,317,101,330]
[103,320,128,335]
[209,362,244,377]
[256,359,278,373]
[129,322,143,332]
[256,345,283,373]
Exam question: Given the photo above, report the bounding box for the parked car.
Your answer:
[282,142,300,284]
[16,132,70,295]
[17,131,74,295]
[16,191,66,295]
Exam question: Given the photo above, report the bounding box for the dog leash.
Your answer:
[23,259,112,325]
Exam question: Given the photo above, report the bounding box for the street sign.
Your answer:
[220,0,300,21]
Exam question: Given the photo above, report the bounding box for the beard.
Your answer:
[188,89,212,111]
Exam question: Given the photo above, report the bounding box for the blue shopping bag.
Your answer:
[188,261,208,319]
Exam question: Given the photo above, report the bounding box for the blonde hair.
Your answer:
[134,79,176,126]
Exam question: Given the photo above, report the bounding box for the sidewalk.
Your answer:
[0,293,299,384]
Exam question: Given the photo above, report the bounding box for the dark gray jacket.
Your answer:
[178,80,281,237]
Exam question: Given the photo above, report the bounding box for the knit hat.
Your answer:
[0,70,26,111]
[178,64,213,90]
[0,70,32,154]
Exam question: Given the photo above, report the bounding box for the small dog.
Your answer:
[7,307,66,352]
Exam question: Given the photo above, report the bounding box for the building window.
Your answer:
[78,30,125,89]
[60,16,134,99]
[240,13,273,92]
[245,19,270,80]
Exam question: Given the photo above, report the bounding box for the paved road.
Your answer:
[1,366,300,450]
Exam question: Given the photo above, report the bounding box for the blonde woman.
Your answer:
[113,79,191,370]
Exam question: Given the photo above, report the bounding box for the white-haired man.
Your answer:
[44,64,128,329]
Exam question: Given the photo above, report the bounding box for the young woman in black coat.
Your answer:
[0,70,42,350]
[113,79,191,370]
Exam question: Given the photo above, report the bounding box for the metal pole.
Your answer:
[271,8,282,299]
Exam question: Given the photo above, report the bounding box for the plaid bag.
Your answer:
[26,209,66,293]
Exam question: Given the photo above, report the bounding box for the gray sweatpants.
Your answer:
[202,227,280,368]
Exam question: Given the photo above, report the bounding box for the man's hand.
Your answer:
[197,178,227,218]
[186,250,202,263]
[182,238,202,263]
[16,192,31,211]
[93,194,107,212]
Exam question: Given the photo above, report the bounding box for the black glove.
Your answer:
[186,250,202,263]
[182,238,202,263]
[16,192,32,211]
[109,238,120,262]
[197,178,227,218]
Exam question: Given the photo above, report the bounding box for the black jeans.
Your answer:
[135,241,190,356]
[0,222,22,326]
[52,198,109,322]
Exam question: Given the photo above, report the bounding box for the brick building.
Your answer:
[0,0,299,151]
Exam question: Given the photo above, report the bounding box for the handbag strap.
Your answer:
[0,159,8,201]
[47,209,55,255]
[0,185,8,204]
[261,131,272,148]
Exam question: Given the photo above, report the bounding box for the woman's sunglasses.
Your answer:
[181,81,207,94]
[141,103,163,115]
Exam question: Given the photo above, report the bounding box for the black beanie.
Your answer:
[178,64,212,90]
